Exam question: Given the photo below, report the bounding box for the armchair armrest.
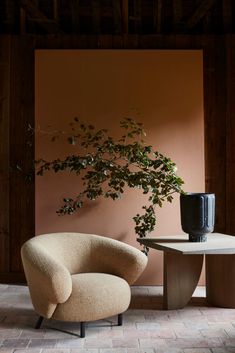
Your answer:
[21,240,72,308]
[92,236,148,284]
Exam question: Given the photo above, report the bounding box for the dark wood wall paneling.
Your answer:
[9,37,35,277]
[0,34,234,283]
[226,36,235,234]
[0,36,34,283]
[0,36,10,278]
[203,37,227,232]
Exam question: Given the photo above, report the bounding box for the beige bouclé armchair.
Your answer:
[21,232,147,337]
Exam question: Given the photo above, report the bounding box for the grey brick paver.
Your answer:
[70,349,99,353]
[28,340,57,348]
[165,338,222,349]
[127,349,155,353]
[212,348,235,353]
[56,339,83,348]
[0,329,22,339]
[41,349,70,353]
[84,339,112,349]
[112,338,139,348]
[70,350,99,353]
[100,349,127,353]
[183,349,212,353]
[1,339,29,349]
[174,328,203,339]
[139,338,167,348]
[13,350,41,353]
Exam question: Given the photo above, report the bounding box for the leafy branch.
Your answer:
[36,117,184,255]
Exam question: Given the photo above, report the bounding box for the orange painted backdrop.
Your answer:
[35,50,204,285]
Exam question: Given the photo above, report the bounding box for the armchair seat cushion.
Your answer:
[52,273,131,322]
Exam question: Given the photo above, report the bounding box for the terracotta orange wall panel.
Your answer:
[35,50,204,285]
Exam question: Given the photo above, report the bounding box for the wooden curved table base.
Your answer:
[138,234,235,310]
[164,252,204,310]
[206,254,235,308]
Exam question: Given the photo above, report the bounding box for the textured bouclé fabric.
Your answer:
[21,232,147,322]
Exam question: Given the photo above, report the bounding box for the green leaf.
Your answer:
[35,117,184,253]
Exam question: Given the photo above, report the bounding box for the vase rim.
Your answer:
[181,192,215,196]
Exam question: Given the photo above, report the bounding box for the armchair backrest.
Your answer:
[25,233,95,274]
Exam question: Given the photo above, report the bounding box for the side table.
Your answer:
[138,233,235,310]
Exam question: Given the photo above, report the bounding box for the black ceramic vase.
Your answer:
[180,193,215,242]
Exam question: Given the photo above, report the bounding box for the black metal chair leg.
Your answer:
[118,313,123,326]
[80,322,85,338]
[35,316,44,329]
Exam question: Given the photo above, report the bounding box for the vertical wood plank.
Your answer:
[132,0,141,33]
[97,35,113,48]
[172,0,182,30]
[223,0,232,33]
[53,0,59,21]
[112,0,122,34]
[157,0,162,33]
[206,254,235,308]
[226,36,235,234]
[71,0,80,33]
[9,36,35,273]
[0,36,10,274]
[20,8,26,34]
[122,0,129,34]
[202,12,211,33]
[92,0,101,34]
[203,37,227,233]
[5,0,17,32]
[153,0,157,32]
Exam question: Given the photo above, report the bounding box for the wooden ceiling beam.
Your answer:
[20,0,60,33]
[186,0,216,29]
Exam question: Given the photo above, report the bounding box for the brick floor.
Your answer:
[1,284,235,352]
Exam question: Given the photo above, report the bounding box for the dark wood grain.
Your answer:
[92,0,101,34]
[206,254,235,307]
[70,0,80,33]
[122,0,129,34]
[223,0,233,33]
[112,0,122,34]
[0,36,10,274]
[1,1,234,35]
[203,36,227,233]
[187,0,217,29]
[20,0,60,33]
[226,36,235,234]
[172,0,182,30]
[9,36,35,273]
